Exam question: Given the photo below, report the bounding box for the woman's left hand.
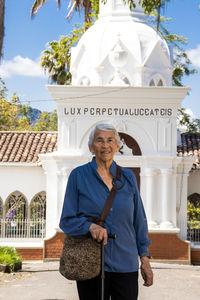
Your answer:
[89,223,108,245]
[140,256,153,287]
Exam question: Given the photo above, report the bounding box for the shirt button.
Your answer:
[110,208,113,211]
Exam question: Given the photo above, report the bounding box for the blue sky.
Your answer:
[0,0,200,117]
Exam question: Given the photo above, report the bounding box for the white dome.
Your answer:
[70,0,173,87]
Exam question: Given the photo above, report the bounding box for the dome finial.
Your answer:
[99,0,132,18]
[99,0,146,22]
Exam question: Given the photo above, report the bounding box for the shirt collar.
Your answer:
[91,157,117,178]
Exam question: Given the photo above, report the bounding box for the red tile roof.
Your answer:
[0,131,199,164]
[177,132,200,157]
[0,132,57,163]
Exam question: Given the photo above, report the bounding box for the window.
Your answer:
[6,192,27,221]
[157,79,163,86]
[5,192,27,238]
[149,79,155,86]
[30,192,46,221]
[30,192,46,238]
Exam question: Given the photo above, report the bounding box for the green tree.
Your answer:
[188,194,200,228]
[0,78,30,130]
[33,110,58,131]
[31,0,92,23]
[40,2,197,87]
[40,24,87,85]
[0,77,58,131]
[31,0,171,25]
[178,107,200,133]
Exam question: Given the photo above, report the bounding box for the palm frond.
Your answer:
[31,0,60,18]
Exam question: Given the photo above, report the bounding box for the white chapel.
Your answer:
[0,0,199,263]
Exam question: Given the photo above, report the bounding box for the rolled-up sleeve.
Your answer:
[132,175,151,258]
[59,169,92,237]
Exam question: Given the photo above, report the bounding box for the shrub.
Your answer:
[0,246,22,272]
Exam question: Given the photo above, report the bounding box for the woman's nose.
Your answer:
[102,141,109,147]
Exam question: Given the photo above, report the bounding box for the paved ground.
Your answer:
[0,261,200,300]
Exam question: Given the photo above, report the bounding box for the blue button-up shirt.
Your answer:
[59,157,151,272]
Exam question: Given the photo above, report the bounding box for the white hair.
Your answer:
[88,123,122,147]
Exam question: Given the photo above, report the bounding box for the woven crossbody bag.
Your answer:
[59,165,122,281]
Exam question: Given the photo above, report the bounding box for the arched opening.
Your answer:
[118,132,142,189]
[30,191,46,220]
[149,79,155,86]
[149,75,165,87]
[187,193,200,243]
[157,79,163,86]
[6,191,27,220]
[30,192,46,238]
[5,191,27,238]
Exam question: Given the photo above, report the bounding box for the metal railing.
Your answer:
[187,221,200,244]
[0,219,46,239]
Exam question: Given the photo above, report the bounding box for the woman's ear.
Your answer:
[116,145,120,152]
[89,145,95,154]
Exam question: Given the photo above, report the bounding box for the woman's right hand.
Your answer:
[89,223,108,245]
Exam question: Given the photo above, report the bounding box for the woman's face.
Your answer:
[89,130,120,163]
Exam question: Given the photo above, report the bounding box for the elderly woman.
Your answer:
[59,123,153,300]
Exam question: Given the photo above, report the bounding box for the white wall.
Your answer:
[0,165,46,205]
[188,169,200,196]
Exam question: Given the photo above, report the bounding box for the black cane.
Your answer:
[101,242,105,300]
[101,234,116,300]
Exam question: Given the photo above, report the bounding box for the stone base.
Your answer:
[16,248,43,260]
[191,248,200,264]
[15,232,200,265]
[44,232,66,259]
[148,233,190,264]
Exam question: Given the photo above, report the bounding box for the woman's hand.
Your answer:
[89,223,108,245]
[140,256,153,287]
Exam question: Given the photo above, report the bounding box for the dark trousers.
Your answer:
[76,271,138,300]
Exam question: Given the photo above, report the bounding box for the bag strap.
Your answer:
[100,165,122,222]
[88,165,122,227]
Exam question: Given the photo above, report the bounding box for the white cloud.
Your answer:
[0,56,47,78]
[185,108,196,119]
[187,44,200,68]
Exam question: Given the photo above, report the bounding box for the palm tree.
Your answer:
[0,0,5,60]
[31,0,92,23]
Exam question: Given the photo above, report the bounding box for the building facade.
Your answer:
[0,0,200,263]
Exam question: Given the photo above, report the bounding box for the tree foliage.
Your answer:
[31,0,170,22]
[0,77,57,131]
[40,1,197,88]
[187,194,200,228]
[178,107,200,133]
[31,0,92,22]
[33,110,58,131]
[41,24,86,85]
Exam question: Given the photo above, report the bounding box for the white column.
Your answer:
[56,166,72,228]
[160,169,175,228]
[141,168,158,228]
[176,158,195,240]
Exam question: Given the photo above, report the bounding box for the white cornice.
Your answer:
[47,86,189,106]
[0,162,39,167]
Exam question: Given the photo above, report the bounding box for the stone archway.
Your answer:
[118,132,142,189]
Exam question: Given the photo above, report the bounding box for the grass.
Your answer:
[0,246,22,272]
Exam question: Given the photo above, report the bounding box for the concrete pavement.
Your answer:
[0,261,200,300]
